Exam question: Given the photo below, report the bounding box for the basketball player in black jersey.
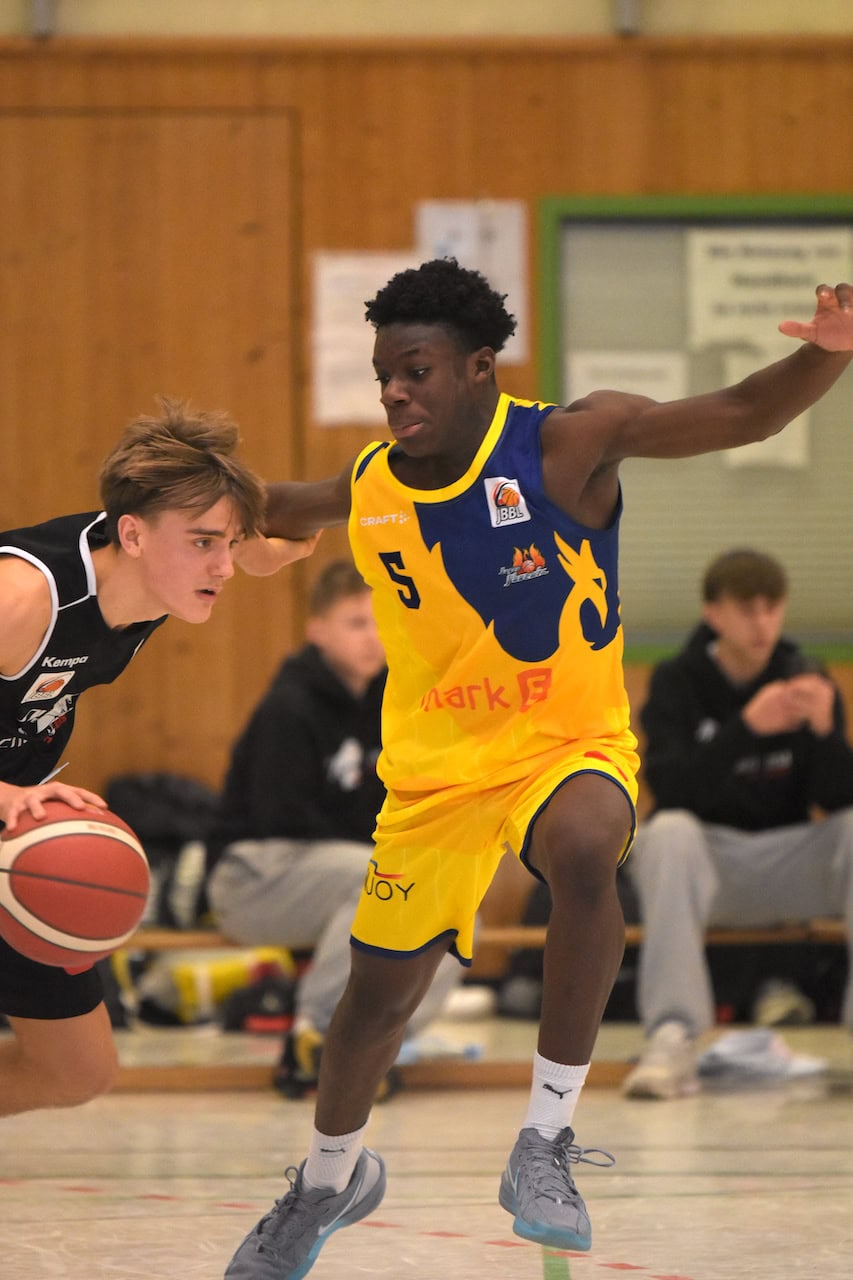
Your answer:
[0,397,316,1119]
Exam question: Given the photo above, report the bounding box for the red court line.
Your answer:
[51,1181,696,1278]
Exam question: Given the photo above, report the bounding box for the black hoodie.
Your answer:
[640,623,853,830]
[206,644,386,872]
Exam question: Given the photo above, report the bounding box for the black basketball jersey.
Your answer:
[0,511,166,788]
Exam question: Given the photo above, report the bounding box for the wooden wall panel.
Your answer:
[1,104,300,789]
[1,35,851,794]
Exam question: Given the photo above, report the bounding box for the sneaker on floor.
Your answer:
[622,1020,699,1100]
[498,1125,615,1251]
[224,1147,386,1280]
[752,979,816,1028]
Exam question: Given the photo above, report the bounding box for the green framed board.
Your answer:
[539,194,853,402]
[536,195,853,656]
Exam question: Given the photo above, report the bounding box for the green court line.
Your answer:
[542,1248,572,1280]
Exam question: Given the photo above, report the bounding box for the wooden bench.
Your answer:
[113,920,846,1093]
[127,918,847,954]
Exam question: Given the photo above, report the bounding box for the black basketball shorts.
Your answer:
[0,933,104,1020]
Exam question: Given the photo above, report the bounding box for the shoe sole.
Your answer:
[622,1076,700,1100]
[498,1178,591,1251]
[622,1080,679,1100]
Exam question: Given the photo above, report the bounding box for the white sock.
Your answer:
[523,1053,589,1138]
[303,1124,367,1193]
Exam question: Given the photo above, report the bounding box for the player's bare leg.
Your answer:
[0,1003,118,1116]
[315,944,450,1134]
[529,773,632,1064]
[498,773,630,1252]
[224,945,449,1278]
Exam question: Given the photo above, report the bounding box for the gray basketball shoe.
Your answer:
[499,1126,614,1251]
[224,1147,386,1279]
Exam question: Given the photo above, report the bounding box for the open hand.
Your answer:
[778,283,853,351]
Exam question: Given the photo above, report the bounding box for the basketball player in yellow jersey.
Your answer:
[225,262,853,1279]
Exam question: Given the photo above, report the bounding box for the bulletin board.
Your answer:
[538,196,853,654]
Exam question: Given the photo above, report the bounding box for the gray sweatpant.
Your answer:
[627,807,853,1037]
[207,838,463,1035]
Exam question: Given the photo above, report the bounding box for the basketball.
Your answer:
[0,800,150,968]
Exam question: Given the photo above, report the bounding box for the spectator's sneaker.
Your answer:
[622,1020,699,1100]
[753,979,816,1028]
[224,1147,386,1279]
[498,1125,614,1251]
[273,1027,324,1099]
[373,1064,403,1103]
[272,1027,402,1103]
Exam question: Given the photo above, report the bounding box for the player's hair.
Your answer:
[308,560,371,616]
[98,397,266,545]
[364,257,517,352]
[702,549,788,603]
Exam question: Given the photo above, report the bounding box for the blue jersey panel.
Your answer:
[414,400,622,664]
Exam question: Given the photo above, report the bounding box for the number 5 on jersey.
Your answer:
[379,551,421,609]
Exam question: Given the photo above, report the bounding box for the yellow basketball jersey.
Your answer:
[348,393,634,795]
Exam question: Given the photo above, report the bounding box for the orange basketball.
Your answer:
[0,800,150,968]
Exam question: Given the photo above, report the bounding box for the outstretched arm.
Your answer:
[263,463,354,539]
[602,282,853,462]
[542,283,852,526]
[551,283,853,476]
[233,462,354,575]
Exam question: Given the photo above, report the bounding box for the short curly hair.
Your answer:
[365,258,517,353]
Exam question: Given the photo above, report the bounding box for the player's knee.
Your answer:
[546,836,618,910]
[43,1043,120,1109]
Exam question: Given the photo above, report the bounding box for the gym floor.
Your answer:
[1,1019,852,1279]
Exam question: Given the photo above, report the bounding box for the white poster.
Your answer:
[687,226,852,350]
[565,350,688,405]
[415,200,529,363]
[312,250,418,426]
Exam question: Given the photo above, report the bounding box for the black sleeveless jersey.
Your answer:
[0,511,166,788]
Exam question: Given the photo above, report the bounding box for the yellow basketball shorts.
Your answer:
[350,735,638,967]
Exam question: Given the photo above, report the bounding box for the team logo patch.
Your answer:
[22,670,76,702]
[484,476,531,527]
[500,544,548,586]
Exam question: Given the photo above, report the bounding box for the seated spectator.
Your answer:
[623,548,853,1100]
[205,559,462,1096]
